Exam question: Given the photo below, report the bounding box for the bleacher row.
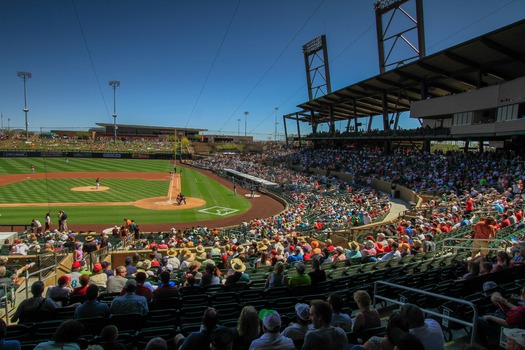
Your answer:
[7,243,524,350]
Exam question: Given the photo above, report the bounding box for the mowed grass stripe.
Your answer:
[0,179,169,203]
[0,158,174,174]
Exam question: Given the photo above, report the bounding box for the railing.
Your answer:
[0,284,9,324]
[372,280,479,345]
[440,237,510,254]
[85,246,112,270]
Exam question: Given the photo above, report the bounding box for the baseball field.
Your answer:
[0,157,283,232]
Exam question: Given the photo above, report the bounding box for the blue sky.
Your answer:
[0,0,523,140]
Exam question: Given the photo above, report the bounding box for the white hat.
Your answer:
[295,303,310,321]
[262,310,281,331]
[504,328,525,347]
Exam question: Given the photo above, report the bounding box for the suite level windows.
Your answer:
[453,111,472,126]
[497,104,520,122]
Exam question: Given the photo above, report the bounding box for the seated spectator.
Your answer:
[177,308,219,350]
[234,306,260,350]
[281,303,311,341]
[102,261,114,277]
[249,309,294,349]
[288,262,311,288]
[303,300,348,350]
[265,262,288,289]
[345,241,362,260]
[363,311,408,350]
[461,260,481,280]
[200,263,221,287]
[210,327,236,350]
[308,257,326,286]
[328,294,352,332]
[90,263,108,288]
[110,279,148,316]
[380,241,401,261]
[152,271,179,307]
[106,266,127,293]
[124,256,137,276]
[123,272,152,303]
[72,274,90,296]
[502,328,525,350]
[492,250,511,273]
[352,290,381,334]
[46,275,73,305]
[479,288,525,333]
[98,325,126,350]
[400,303,445,350]
[225,259,250,286]
[389,327,425,350]
[11,281,60,323]
[145,337,167,350]
[34,320,84,350]
[0,319,21,350]
[511,247,525,267]
[361,241,377,262]
[74,284,110,319]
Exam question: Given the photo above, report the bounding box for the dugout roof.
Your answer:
[296,19,525,123]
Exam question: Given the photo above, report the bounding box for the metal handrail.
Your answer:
[24,263,55,299]
[440,237,510,254]
[0,284,9,324]
[373,280,478,345]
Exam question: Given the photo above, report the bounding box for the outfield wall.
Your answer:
[1,151,178,159]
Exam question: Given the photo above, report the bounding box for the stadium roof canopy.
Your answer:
[295,19,525,123]
[95,123,207,132]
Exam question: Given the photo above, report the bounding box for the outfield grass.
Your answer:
[0,158,251,226]
[0,157,172,174]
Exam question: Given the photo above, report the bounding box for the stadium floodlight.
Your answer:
[109,80,120,141]
[17,71,32,140]
[274,107,279,141]
[237,119,241,136]
[244,111,249,137]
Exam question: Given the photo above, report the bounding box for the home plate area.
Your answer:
[198,206,238,216]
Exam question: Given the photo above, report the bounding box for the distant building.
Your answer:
[94,123,207,141]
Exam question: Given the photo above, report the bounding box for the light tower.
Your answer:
[237,119,241,136]
[109,80,120,141]
[244,111,249,137]
[17,71,32,140]
[274,107,279,141]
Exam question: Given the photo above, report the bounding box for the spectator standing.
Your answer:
[471,217,497,259]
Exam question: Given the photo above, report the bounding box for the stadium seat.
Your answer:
[135,327,178,350]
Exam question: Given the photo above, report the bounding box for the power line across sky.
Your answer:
[0,0,523,139]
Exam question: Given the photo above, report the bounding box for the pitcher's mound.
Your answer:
[71,186,110,192]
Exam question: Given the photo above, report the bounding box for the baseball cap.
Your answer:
[504,328,525,347]
[295,303,310,321]
[258,309,281,331]
[72,261,81,269]
[295,262,305,273]
[482,281,498,295]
